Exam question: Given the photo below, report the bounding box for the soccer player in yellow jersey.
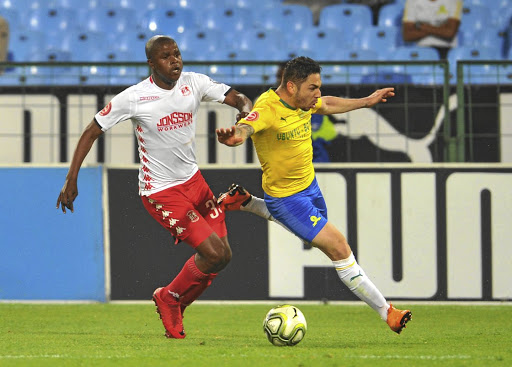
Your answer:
[217,57,412,334]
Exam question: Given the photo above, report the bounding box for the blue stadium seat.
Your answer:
[298,27,347,61]
[319,4,373,44]
[391,46,444,85]
[141,7,196,36]
[357,26,400,59]
[377,2,404,28]
[254,4,314,34]
[459,4,491,43]
[1,0,40,16]
[180,29,230,56]
[472,27,507,59]
[489,0,512,29]
[322,48,379,84]
[231,65,268,85]
[116,31,155,62]
[26,49,75,85]
[201,7,251,35]
[84,7,137,36]
[448,46,499,84]
[236,28,286,61]
[8,29,46,61]
[497,64,512,84]
[84,0,135,8]
[26,6,79,35]
[212,48,257,62]
[60,31,107,61]
[0,7,22,32]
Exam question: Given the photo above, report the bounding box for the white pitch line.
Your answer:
[0,354,500,361]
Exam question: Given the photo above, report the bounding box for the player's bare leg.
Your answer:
[311,222,412,333]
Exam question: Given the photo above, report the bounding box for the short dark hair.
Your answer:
[145,35,177,59]
[282,56,321,86]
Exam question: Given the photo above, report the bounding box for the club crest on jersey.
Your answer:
[180,85,192,96]
[245,111,259,122]
[99,102,112,116]
[187,210,199,222]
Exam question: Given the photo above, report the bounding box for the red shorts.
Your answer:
[141,170,227,248]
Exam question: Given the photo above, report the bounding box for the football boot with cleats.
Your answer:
[152,287,186,339]
[217,183,252,211]
[386,303,412,334]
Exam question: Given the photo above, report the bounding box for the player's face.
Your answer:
[293,73,322,111]
[149,41,183,88]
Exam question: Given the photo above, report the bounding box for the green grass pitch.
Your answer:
[1,303,511,367]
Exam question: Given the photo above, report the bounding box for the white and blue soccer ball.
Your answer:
[263,304,307,346]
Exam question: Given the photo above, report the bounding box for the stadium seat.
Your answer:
[497,64,512,84]
[115,31,155,62]
[472,27,507,59]
[201,6,251,36]
[0,7,22,32]
[236,28,286,61]
[448,46,499,84]
[84,0,135,8]
[180,29,230,57]
[489,0,512,29]
[391,46,444,85]
[458,4,491,43]
[357,26,400,59]
[322,48,379,84]
[58,30,106,61]
[212,48,257,62]
[26,49,75,85]
[298,27,348,61]
[254,4,314,34]
[319,4,373,43]
[1,0,40,15]
[8,29,46,61]
[140,7,196,36]
[26,6,78,35]
[84,7,137,36]
[377,2,404,28]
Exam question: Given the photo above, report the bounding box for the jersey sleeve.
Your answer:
[237,104,274,133]
[195,73,231,103]
[94,89,134,131]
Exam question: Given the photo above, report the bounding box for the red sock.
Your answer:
[161,255,216,308]
[180,272,217,314]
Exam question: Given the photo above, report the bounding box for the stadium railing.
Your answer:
[1,60,511,164]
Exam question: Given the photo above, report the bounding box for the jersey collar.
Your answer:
[270,88,296,111]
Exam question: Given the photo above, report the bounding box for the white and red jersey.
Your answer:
[95,72,231,196]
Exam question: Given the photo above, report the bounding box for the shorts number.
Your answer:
[206,198,223,219]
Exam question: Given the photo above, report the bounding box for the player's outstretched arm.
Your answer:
[56,120,103,213]
[216,124,254,147]
[318,87,395,115]
[223,89,253,122]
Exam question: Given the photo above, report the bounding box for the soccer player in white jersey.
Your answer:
[56,35,253,339]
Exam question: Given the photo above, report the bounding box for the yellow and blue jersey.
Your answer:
[239,88,322,197]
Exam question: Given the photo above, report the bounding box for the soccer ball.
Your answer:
[263,304,307,346]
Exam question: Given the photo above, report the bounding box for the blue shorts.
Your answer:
[264,177,328,242]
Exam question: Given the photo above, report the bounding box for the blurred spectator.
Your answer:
[0,15,8,74]
[345,0,395,24]
[402,0,463,59]
[284,0,341,25]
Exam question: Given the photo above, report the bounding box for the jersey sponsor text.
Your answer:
[157,112,193,131]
